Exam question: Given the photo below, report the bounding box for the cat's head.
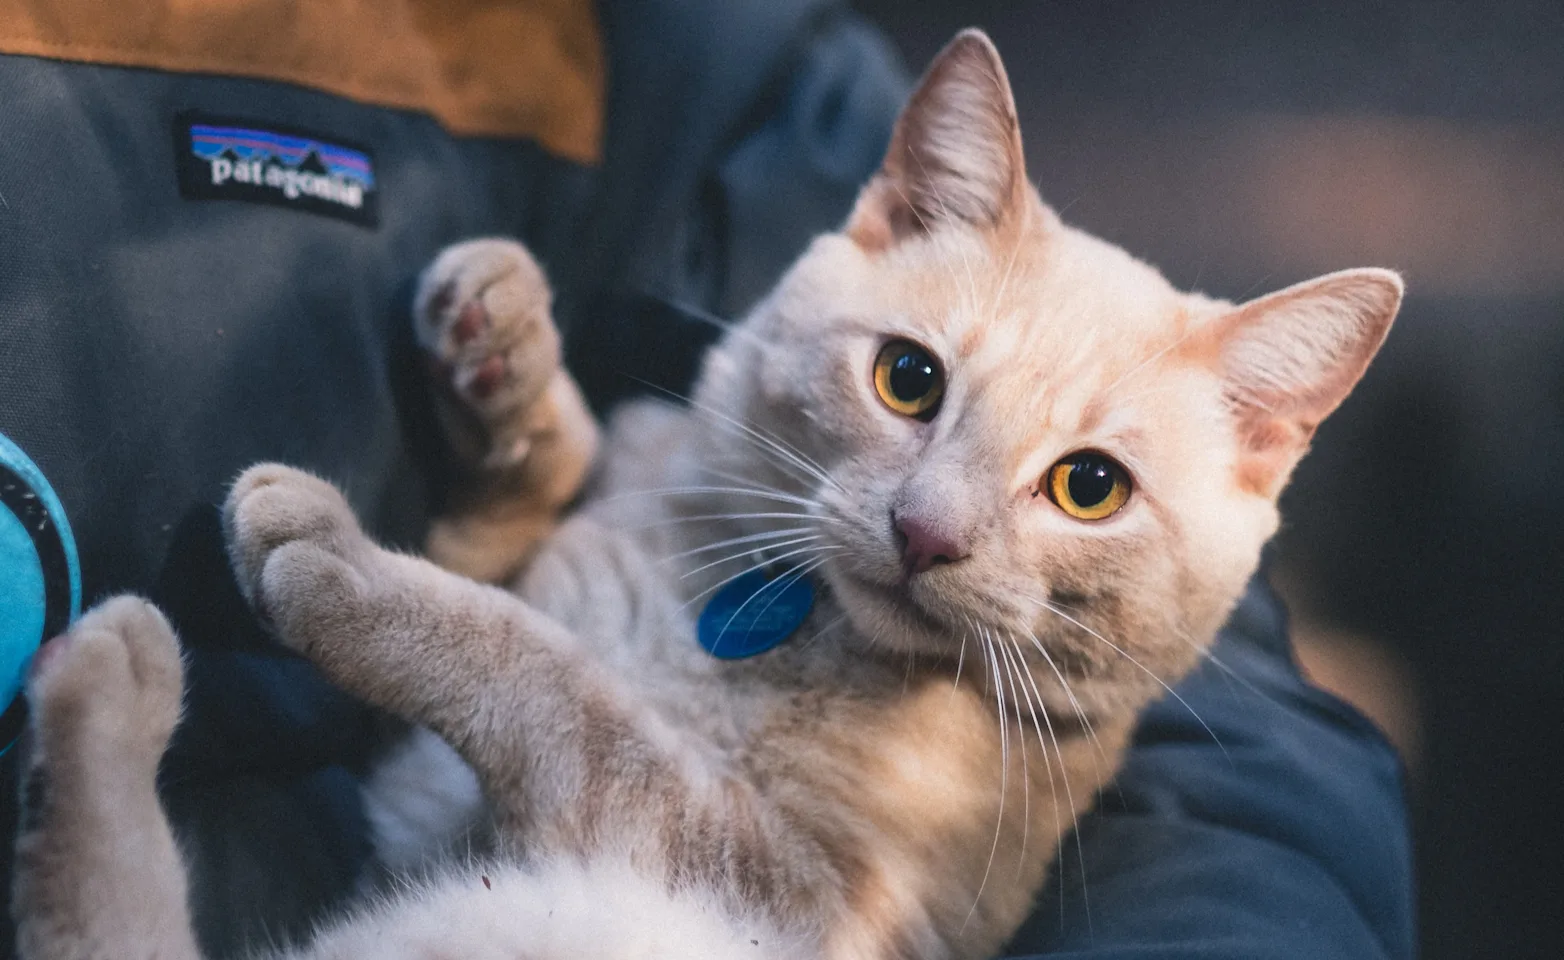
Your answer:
[695,30,1399,711]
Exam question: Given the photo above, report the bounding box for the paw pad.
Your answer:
[414,238,561,420]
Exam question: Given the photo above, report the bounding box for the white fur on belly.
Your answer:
[362,726,486,874]
[291,857,804,960]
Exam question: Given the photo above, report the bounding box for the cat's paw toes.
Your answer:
[414,238,562,422]
[252,539,369,660]
[26,596,183,761]
[223,464,366,615]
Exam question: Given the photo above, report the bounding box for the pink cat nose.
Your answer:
[893,512,969,576]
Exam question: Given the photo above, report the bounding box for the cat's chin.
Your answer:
[823,563,964,656]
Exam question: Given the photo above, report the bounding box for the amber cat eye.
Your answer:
[1046,452,1131,521]
[873,339,944,421]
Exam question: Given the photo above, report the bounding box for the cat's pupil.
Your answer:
[1068,458,1116,507]
[888,348,937,401]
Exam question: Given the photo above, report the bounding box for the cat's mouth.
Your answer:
[826,561,964,639]
[823,557,1115,711]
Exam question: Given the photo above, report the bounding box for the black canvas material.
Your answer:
[0,3,1411,957]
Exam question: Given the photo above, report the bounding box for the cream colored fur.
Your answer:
[12,29,1401,960]
[287,857,803,960]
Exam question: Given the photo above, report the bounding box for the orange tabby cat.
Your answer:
[13,29,1399,960]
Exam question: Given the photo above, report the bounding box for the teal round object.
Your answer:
[0,509,45,704]
[0,433,81,752]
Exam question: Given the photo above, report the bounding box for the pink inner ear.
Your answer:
[1202,268,1403,497]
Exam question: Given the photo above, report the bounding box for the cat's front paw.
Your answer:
[414,239,562,445]
[223,464,371,650]
[26,596,183,764]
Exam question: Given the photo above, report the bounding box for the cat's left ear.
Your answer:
[1203,268,1403,497]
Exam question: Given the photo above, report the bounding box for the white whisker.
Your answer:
[963,629,1010,932]
[633,511,844,529]
[907,150,981,319]
[630,380,843,494]
[988,228,1025,319]
[651,300,770,353]
[885,175,981,321]
[679,534,822,580]
[676,391,843,493]
[722,555,833,651]
[794,612,850,652]
[1101,326,1201,397]
[1024,594,1229,762]
[1176,629,1269,702]
[1021,629,1111,781]
[994,635,1033,877]
[708,554,836,654]
[951,617,971,699]
[661,526,819,562]
[1001,626,1091,937]
[1002,633,1068,924]
[674,545,841,615]
[698,464,823,503]
[608,485,823,510]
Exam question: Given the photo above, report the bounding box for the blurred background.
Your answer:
[850,2,1563,958]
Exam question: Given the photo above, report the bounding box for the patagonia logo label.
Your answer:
[175,113,378,226]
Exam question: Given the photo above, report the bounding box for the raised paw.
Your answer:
[414,239,562,441]
[223,464,371,629]
[26,596,183,764]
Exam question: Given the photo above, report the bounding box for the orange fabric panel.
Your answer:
[0,0,604,163]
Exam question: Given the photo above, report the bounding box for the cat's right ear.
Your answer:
[847,29,1029,251]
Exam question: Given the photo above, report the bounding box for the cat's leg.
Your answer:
[413,239,599,584]
[223,465,713,855]
[386,241,598,866]
[13,597,203,960]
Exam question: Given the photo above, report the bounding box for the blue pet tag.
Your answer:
[697,568,816,659]
[0,433,81,753]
